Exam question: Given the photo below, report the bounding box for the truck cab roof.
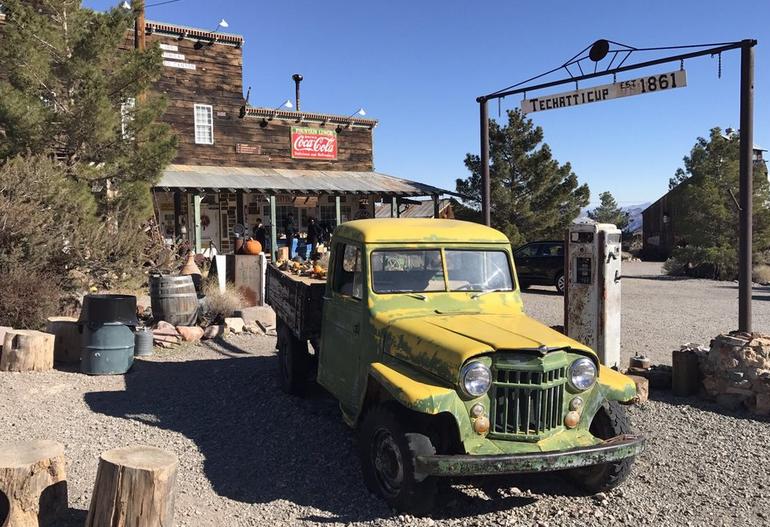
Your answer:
[334,219,510,244]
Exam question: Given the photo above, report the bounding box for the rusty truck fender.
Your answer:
[366,361,473,429]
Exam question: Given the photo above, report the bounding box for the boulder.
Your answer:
[224,317,245,334]
[235,306,276,328]
[176,326,204,343]
[153,321,179,337]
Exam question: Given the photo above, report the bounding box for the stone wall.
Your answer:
[699,332,770,415]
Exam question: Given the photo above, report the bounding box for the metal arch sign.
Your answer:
[521,70,687,114]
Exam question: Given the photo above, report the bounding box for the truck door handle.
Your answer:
[614,270,621,283]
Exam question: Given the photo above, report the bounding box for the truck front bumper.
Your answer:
[414,434,644,477]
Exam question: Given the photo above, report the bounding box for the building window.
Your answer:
[194,104,214,145]
[120,98,135,139]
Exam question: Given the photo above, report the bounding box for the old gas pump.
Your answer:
[564,220,622,368]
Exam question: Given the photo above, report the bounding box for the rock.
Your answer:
[244,323,263,335]
[755,393,770,416]
[716,393,746,411]
[202,325,225,340]
[224,317,245,334]
[235,306,276,328]
[628,375,649,404]
[153,321,180,337]
[176,326,204,342]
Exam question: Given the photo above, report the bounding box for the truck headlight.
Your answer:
[460,362,491,398]
[569,358,597,392]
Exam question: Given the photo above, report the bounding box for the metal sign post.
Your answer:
[477,38,757,331]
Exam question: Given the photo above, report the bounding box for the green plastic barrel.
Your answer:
[80,323,135,375]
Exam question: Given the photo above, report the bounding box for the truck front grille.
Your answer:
[489,365,568,440]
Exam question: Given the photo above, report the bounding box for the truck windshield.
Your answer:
[370,249,514,294]
[445,250,514,292]
[371,250,445,293]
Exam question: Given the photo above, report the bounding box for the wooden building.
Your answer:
[642,143,768,260]
[132,19,451,258]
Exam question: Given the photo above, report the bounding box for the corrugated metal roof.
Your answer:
[156,164,456,197]
[374,199,453,218]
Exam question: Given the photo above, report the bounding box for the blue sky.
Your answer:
[85,0,769,206]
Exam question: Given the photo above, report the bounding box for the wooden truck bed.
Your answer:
[265,264,326,341]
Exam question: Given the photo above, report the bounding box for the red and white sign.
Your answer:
[291,127,337,160]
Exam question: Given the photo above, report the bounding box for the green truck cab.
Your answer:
[266,218,644,513]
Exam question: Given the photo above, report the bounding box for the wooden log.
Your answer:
[45,317,81,363]
[0,330,54,372]
[85,445,178,527]
[0,440,67,527]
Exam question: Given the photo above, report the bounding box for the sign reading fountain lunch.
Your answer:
[291,127,338,160]
[521,70,687,114]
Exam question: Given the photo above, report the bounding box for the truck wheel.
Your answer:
[276,320,311,395]
[555,272,565,295]
[570,401,635,493]
[359,406,437,515]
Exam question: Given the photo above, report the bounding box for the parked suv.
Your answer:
[514,240,565,294]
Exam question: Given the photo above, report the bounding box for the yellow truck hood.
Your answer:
[383,312,595,382]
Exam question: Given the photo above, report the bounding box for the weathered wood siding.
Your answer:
[141,32,375,171]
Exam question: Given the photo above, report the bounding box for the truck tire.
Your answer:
[358,406,438,515]
[276,320,311,395]
[570,400,635,493]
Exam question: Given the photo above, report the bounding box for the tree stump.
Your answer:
[0,331,54,372]
[85,445,178,527]
[0,440,67,527]
[45,317,81,363]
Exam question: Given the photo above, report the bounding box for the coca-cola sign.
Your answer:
[291,127,337,160]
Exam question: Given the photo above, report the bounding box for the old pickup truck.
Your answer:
[266,218,643,513]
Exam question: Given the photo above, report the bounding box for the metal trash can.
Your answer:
[134,327,154,357]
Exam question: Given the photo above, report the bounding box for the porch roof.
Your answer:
[156,164,458,197]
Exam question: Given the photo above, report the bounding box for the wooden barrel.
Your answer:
[149,275,199,326]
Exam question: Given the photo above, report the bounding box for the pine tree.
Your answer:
[588,191,629,230]
[457,109,590,246]
[664,128,770,279]
[0,0,176,215]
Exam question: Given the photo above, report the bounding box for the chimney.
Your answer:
[292,74,303,112]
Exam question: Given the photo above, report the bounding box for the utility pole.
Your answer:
[478,97,490,226]
[738,39,755,332]
[133,1,145,51]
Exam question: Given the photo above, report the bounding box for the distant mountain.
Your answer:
[577,202,650,233]
[624,202,650,233]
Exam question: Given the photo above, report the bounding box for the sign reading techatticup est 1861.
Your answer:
[291,127,338,160]
[521,70,687,114]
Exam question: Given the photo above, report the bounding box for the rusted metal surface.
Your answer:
[415,434,645,477]
[156,164,454,197]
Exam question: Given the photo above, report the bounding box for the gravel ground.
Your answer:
[522,261,770,366]
[1,269,769,526]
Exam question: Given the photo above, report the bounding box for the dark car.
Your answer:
[513,240,565,294]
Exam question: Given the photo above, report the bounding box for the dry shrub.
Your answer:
[0,264,62,329]
[753,264,770,285]
[201,280,245,324]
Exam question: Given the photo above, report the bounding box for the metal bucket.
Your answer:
[134,328,154,357]
[80,323,135,375]
[149,274,199,326]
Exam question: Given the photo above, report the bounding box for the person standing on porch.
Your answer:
[285,213,299,258]
[307,217,323,259]
[253,218,267,252]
